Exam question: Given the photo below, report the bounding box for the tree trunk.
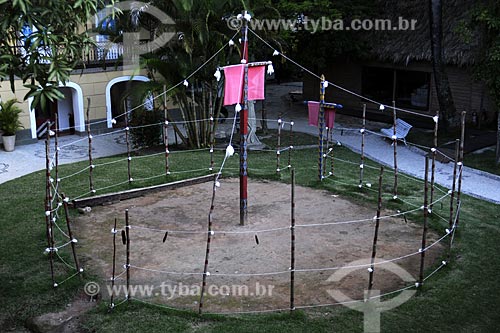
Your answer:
[429,0,457,128]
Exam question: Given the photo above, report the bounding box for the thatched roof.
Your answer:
[365,0,483,66]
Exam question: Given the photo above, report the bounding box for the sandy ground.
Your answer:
[74,178,443,313]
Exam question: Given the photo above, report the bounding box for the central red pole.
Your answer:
[240,13,249,226]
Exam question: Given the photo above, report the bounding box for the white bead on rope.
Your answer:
[433,115,439,123]
[235,103,242,112]
[379,104,385,111]
[225,145,234,157]
[273,50,280,56]
[183,80,189,87]
[228,39,235,46]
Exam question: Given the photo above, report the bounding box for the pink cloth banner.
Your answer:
[223,65,245,106]
[248,66,265,101]
[308,101,320,126]
[308,101,336,128]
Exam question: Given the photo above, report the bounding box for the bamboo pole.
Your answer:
[209,89,215,171]
[447,140,460,259]
[290,168,296,312]
[367,166,384,297]
[329,128,334,176]
[324,127,330,178]
[359,104,366,187]
[125,209,130,302]
[110,218,118,310]
[54,112,60,201]
[163,85,170,176]
[318,75,326,181]
[199,182,216,314]
[288,121,294,169]
[418,157,430,286]
[124,101,132,185]
[455,111,466,228]
[392,101,398,199]
[86,98,95,194]
[45,138,56,287]
[430,110,439,210]
[61,193,81,274]
[277,118,282,175]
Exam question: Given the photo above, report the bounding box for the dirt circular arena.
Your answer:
[74,178,443,313]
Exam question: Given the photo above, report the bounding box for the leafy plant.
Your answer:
[129,107,163,148]
[0,98,24,136]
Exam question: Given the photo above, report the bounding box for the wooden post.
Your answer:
[62,194,81,274]
[367,166,384,297]
[359,104,367,187]
[318,75,326,181]
[324,127,330,178]
[209,89,215,171]
[163,85,170,176]
[54,112,60,201]
[124,101,132,185]
[392,101,398,199]
[86,98,95,194]
[276,118,282,175]
[45,139,56,287]
[125,209,130,302]
[290,168,296,312]
[288,121,294,168]
[430,111,439,210]
[448,139,460,241]
[199,183,216,314]
[455,111,466,228]
[329,128,334,176]
[110,218,118,309]
[418,157,430,286]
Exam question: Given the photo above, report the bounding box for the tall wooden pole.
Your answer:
[124,101,132,185]
[163,85,170,176]
[54,112,60,201]
[290,168,296,312]
[86,98,94,194]
[199,182,216,314]
[392,101,398,199]
[455,111,466,228]
[45,138,56,286]
[418,157,430,286]
[430,111,439,210]
[125,209,131,302]
[276,118,282,175]
[359,104,366,187]
[367,166,384,297]
[447,140,460,259]
[239,13,249,226]
[209,89,215,171]
[288,121,294,168]
[110,218,118,310]
[318,75,326,181]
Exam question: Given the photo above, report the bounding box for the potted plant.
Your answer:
[0,98,24,152]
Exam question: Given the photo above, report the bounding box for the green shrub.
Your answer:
[129,107,163,148]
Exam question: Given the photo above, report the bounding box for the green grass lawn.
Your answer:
[1,135,500,332]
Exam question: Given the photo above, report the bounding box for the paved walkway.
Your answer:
[1,82,499,205]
